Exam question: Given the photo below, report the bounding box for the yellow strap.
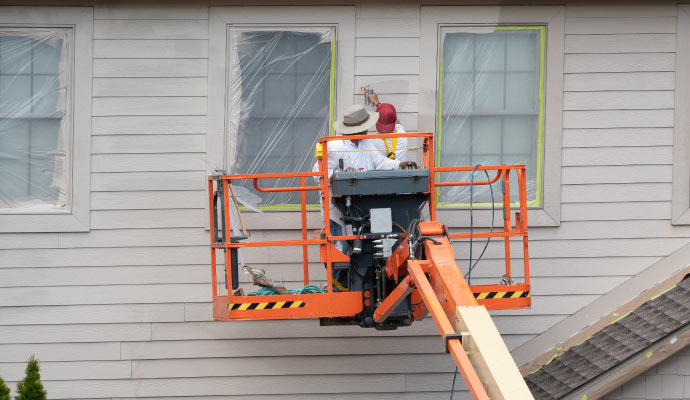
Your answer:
[383,132,398,159]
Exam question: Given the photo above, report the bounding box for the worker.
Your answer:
[366,93,407,161]
[314,104,415,291]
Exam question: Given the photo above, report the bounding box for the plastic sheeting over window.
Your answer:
[0,28,71,211]
[226,27,334,207]
[437,26,545,206]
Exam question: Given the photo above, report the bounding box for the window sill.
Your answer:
[0,208,71,215]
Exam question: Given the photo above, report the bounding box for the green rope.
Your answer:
[248,285,324,296]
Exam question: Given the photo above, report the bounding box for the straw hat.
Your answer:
[333,104,379,135]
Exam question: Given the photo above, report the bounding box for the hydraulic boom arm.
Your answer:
[374,221,533,400]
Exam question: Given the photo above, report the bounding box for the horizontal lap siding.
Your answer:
[0,3,688,400]
[89,20,208,363]
[560,7,678,250]
[563,3,689,396]
[355,6,420,132]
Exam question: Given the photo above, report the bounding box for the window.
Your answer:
[208,6,355,209]
[0,28,72,210]
[228,28,334,207]
[0,7,92,232]
[438,26,544,206]
[420,6,564,226]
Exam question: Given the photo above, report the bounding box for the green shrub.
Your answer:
[0,374,10,400]
[15,356,46,400]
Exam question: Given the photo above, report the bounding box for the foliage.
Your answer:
[14,356,46,400]
[0,374,10,400]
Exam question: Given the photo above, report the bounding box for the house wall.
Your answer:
[604,351,690,400]
[0,2,686,398]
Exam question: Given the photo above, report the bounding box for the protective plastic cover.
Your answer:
[226,27,334,207]
[0,28,72,211]
[438,26,544,206]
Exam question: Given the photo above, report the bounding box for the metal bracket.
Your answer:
[445,332,468,353]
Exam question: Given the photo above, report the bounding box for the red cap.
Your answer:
[375,103,397,133]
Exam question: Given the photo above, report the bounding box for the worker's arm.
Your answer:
[313,159,338,181]
[368,93,381,108]
[365,141,413,170]
[311,161,321,183]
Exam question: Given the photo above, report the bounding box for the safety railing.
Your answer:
[435,164,530,285]
[209,132,530,313]
[208,171,323,297]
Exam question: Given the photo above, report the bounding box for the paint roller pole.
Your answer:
[228,183,248,237]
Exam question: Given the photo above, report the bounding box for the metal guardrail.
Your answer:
[208,132,530,313]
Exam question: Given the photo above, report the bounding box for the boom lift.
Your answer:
[208,132,533,399]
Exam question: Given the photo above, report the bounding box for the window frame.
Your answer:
[435,24,546,208]
[673,5,690,224]
[420,6,564,227]
[226,25,336,210]
[208,6,355,210]
[0,7,92,232]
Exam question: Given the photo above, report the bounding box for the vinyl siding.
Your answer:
[0,2,687,399]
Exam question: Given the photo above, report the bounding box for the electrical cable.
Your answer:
[352,265,367,279]
[465,167,495,284]
[332,278,349,292]
[407,218,420,239]
[451,165,496,400]
[393,223,407,233]
[450,366,459,400]
[407,218,421,259]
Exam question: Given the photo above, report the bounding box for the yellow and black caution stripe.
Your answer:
[229,300,306,311]
[473,291,530,300]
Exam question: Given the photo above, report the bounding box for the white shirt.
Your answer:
[313,137,401,225]
[365,123,408,161]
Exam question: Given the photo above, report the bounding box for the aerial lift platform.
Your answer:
[208,132,533,399]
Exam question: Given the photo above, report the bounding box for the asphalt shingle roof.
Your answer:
[525,275,690,399]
